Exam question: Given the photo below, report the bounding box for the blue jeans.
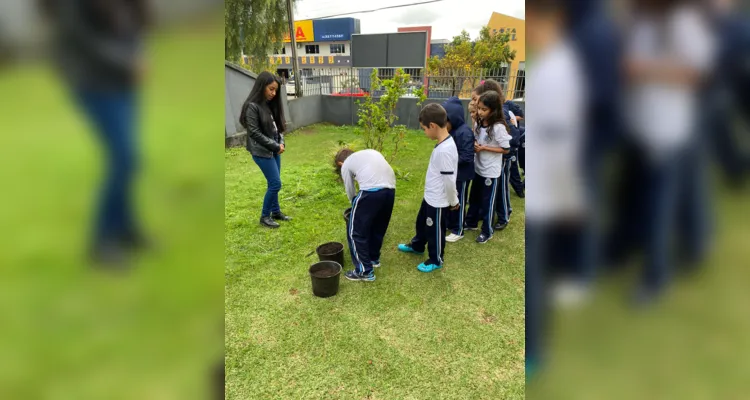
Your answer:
[252,154,282,217]
[76,89,139,246]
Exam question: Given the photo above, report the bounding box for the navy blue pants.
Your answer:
[76,88,140,246]
[410,200,448,266]
[509,149,525,194]
[347,189,395,275]
[465,174,500,237]
[252,153,282,217]
[495,157,513,225]
[525,222,549,371]
[447,180,470,236]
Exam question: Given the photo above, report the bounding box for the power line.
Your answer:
[303,0,448,20]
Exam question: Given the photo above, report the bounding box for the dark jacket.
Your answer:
[45,0,146,91]
[442,97,475,181]
[504,106,523,149]
[244,102,285,158]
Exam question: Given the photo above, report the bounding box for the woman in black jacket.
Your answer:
[240,71,292,228]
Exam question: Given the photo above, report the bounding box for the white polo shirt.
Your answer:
[424,136,459,208]
[474,123,511,178]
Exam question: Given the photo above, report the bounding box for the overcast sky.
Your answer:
[294,0,525,41]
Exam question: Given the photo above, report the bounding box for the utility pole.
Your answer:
[285,0,302,97]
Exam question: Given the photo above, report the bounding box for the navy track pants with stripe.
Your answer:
[347,189,395,276]
[447,180,470,236]
[465,174,500,237]
[496,157,513,225]
[410,200,448,266]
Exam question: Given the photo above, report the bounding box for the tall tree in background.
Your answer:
[427,27,516,97]
[225,0,293,72]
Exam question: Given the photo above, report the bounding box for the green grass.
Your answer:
[0,15,224,399]
[526,183,750,399]
[225,125,526,399]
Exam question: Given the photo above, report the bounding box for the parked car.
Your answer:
[330,88,369,97]
[286,76,323,97]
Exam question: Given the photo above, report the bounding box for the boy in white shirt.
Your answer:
[335,148,397,281]
[397,104,460,273]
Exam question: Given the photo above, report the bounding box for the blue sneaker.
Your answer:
[398,244,424,254]
[345,270,375,282]
[417,263,442,273]
[372,260,381,268]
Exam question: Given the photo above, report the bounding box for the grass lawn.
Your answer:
[225,124,526,399]
[527,183,750,399]
[0,14,224,399]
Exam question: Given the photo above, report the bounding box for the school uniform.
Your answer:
[465,123,510,238]
[495,109,521,227]
[442,97,476,238]
[341,150,397,278]
[525,35,587,372]
[505,101,526,196]
[406,136,459,267]
[624,5,714,298]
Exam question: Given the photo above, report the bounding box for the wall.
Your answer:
[319,96,479,131]
[287,95,323,130]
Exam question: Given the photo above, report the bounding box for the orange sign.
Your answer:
[283,20,314,43]
[318,56,324,64]
[310,56,316,64]
[285,57,291,64]
[328,56,334,64]
[301,56,307,64]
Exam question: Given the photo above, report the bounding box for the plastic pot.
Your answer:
[316,241,345,267]
[309,261,342,298]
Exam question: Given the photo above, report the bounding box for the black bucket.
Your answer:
[309,261,342,298]
[316,241,345,267]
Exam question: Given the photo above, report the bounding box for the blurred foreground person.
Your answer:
[39,0,150,267]
[708,0,750,188]
[623,0,715,304]
[525,0,588,379]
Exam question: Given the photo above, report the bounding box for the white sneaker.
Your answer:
[552,280,591,310]
[445,233,464,242]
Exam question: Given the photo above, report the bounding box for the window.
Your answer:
[305,45,319,54]
[404,68,422,81]
[301,68,313,77]
[378,68,395,80]
[273,47,286,55]
[329,44,346,54]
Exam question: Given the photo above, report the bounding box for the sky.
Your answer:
[293,0,525,41]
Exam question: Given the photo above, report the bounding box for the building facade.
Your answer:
[268,18,360,79]
[487,12,525,98]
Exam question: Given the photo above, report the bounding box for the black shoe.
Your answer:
[463,223,479,231]
[476,233,493,244]
[119,232,152,252]
[90,240,132,270]
[272,212,292,221]
[260,216,280,228]
[631,284,663,307]
[345,270,375,281]
[494,222,508,231]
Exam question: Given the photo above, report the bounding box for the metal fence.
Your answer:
[279,67,525,101]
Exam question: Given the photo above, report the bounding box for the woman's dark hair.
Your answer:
[474,90,509,141]
[239,71,286,133]
[334,148,355,175]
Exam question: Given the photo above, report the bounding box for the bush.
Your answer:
[356,69,426,163]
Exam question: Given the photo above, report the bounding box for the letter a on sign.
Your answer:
[296,26,305,40]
